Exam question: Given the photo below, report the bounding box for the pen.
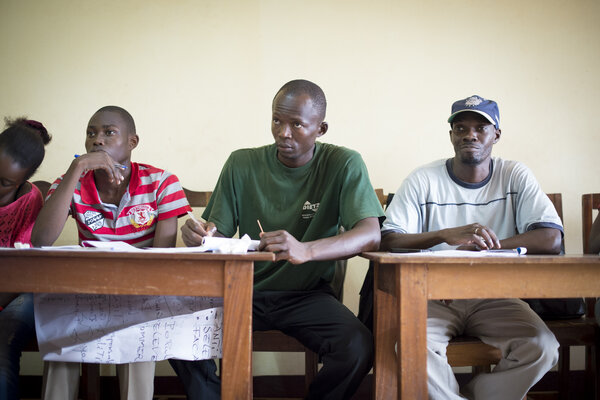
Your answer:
[257,219,264,233]
[188,212,216,236]
[487,247,527,255]
[391,248,432,253]
[187,211,199,224]
[74,154,127,170]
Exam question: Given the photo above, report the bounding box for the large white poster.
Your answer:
[34,294,223,363]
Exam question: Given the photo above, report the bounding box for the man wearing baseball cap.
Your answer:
[378,95,563,399]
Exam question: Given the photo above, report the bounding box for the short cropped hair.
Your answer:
[274,79,327,120]
[94,106,136,135]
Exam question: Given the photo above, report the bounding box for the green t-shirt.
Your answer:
[203,142,384,291]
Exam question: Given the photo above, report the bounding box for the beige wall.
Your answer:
[3,0,599,376]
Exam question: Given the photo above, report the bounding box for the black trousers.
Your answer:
[170,284,373,400]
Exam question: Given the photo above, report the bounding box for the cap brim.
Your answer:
[448,110,496,127]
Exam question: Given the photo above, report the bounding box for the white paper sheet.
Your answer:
[201,235,260,252]
[144,234,260,253]
[81,240,144,251]
[40,234,261,254]
[34,294,223,363]
[389,249,527,257]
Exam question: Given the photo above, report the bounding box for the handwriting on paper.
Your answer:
[33,294,223,363]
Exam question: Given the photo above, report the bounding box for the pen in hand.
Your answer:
[188,211,216,237]
[257,219,264,234]
[187,211,200,225]
[74,154,127,170]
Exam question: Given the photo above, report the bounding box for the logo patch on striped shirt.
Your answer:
[128,205,156,229]
[84,210,104,231]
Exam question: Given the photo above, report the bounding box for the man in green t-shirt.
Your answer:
[170,79,384,400]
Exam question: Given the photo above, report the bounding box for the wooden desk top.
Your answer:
[0,248,275,261]
[362,252,600,264]
[0,249,275,296]
[363,252,600,299]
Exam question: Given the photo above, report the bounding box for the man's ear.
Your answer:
[493,129,501,144]
[129,134,139,150]
[318,121,328,137]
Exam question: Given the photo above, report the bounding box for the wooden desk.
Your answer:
[0,249,275,400]
[361,252,600,400]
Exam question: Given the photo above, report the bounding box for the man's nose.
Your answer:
[93,134,105,145]
[462,127,478,140]
[278,124,292,138]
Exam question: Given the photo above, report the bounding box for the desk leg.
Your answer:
[374,262,398,399]
[221,260,253,400]
[397,262,428,399]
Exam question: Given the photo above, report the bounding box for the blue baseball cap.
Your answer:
[448,95,500,129]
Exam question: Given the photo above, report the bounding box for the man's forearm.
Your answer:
[31,166,84,246]
[380,231,446,251]
[304,217,381,261]
[153,217,178,248]
[499,228,562,254]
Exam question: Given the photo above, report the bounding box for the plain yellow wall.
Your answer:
[3,0,599,376]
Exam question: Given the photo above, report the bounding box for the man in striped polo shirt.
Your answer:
[32,105,191,400]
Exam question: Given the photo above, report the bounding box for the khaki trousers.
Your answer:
[41,361,155,400]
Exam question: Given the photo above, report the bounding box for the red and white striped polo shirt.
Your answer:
[47,162,191,247]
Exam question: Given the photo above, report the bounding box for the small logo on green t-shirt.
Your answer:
[302,201,320,220]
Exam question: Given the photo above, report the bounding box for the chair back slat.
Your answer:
[183,188,212,208]
[582,193,600,254]
[545,193,565,252]
[374,188,386,208]
[546,193,563,223]
[33,180,52,197]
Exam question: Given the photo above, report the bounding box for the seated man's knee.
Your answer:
[516,326,559,368]
[537,327,559,366]
[340,323,373,367]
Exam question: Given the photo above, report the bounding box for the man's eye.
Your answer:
[293,122,302,128]
[106,130,116,135]
[273,119,280,124]
[86,131,95,137]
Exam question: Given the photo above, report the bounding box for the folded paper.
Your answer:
[200,234,260,253]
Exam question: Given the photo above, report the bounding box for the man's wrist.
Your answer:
[436,228,448,245]
[306,242,315,262]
